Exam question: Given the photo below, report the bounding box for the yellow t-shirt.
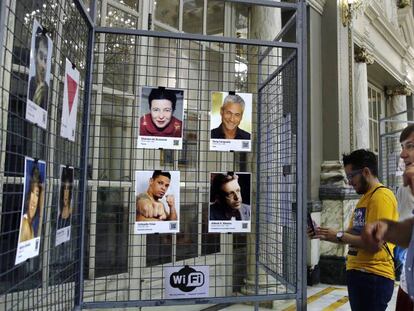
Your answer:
[346,183,398,280]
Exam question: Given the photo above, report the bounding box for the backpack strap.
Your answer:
[369,185,387,198]
[369,186,397,270]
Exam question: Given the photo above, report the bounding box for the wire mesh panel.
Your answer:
[81,28,298,308]
[257,51,297,293]
[0,0,89,310]
[379,113,414,192]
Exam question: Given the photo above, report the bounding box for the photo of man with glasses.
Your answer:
[309,149,398,310]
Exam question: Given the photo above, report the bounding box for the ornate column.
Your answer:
[354,47,374,149]
[386,85,411,132]
[318,162,359,284]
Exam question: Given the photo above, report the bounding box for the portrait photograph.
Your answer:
[208,172,251,233]
[25,19,53,130]
[137,86,184,150]
[55,165,74,246]
[135,170,180,234]
[209,91,252,152]
[15,157,46,265]
[60,58,80,142]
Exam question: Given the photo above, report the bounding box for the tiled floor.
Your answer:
[129,283,400,311]
[301,283,398,311]
[219,283,399,311]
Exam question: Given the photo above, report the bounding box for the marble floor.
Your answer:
[131,283,400,311]
[219,283,399,311]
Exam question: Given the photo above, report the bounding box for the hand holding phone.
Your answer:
[307,212,316,236]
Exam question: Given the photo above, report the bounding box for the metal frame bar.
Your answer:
[224,0,297,9]
[73,0,94,29]
[81,293,298,309]
[379,111,413,122]
[74,0,96,308]
[296,1,307,310]
[255,35,262,311]
[95,26,299,49]
[0,0,6,69]
[258,262,296,293]
[258,51,297,92]
[259,12,297,63]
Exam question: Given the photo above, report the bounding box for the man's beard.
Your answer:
[356,175,370,194]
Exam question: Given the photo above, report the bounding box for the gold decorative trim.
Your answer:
[386,85,412,96]
[354,46,374,64]
[398,0,411,9]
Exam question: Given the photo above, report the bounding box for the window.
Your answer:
[368,84,384,153]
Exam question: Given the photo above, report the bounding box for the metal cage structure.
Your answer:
[0,0,307,310]
[379,111,414,192]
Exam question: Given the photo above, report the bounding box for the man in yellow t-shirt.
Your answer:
[314,149,398,311]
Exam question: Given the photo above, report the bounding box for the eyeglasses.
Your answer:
[401,142,414,152]
[346,169,363,182]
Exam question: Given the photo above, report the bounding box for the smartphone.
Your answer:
[307,212,315,235]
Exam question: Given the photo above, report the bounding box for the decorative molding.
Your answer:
[397,6,414,47]
[386,84,412,96]
[319,186,360,200]
[365,3,407,57]
[319,161,359,200]
[398,0,412,9]
[353,31,376,54]
[308,0,327,15]
[320,161,346,187]
[354,46,374,64]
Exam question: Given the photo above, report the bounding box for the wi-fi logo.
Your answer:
[170,266,205,292]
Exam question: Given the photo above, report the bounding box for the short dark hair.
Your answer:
[400,124,414,142]
[211,173,238,199]
[152,170,171,180]
[342,149,378,177]
[60,167,73,213]
[148,88,177,111]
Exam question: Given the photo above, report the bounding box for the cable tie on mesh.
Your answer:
[227,171,234,176]
[158,148,164,151]
[71,62,76,70]
[158,86,166,91]
[41,27,49,35]
[229,150,235,153]
[228,91,236,95]
[33,158,39,164]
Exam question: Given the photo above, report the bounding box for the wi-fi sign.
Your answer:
[165,265,209,298]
